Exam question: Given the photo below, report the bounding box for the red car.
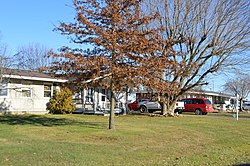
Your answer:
[128,99,149,111]
[181,98,213,115]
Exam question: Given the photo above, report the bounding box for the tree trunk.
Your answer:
[162,102,168,115]
[108,82,115,130]
[161,95,176,116]
[160,95,168,115]
[239,98,243,111]
[168,100,177,116]
[124,86,128,115]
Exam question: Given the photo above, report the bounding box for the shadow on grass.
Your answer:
[0,114,105,128]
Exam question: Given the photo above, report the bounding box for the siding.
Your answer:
[0,79,58,114]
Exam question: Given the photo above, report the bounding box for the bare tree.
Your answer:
[142,0,250,115]
[15,43,53,71]
[224,74,250,111]
[0,44,14,69]
[0,40,17,100]
[0,42,17,83]
[50,0,162,129]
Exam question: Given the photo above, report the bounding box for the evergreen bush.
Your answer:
[47,87,76,114]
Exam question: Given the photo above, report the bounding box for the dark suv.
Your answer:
[181,98,213,115]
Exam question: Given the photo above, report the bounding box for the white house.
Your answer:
[182,90,237,111]
[0,69,67,114]
[0,69,128,115]
[72,86,128,115]
[182,90,236,105]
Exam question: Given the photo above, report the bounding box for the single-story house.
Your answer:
[182,90,236,105]
[0,69,67,114]
[0,69,128,115]
[182,90,237,111]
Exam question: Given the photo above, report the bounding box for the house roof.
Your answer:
[187,90,235,98]
[1,68,67,83]
[136,89,235,98]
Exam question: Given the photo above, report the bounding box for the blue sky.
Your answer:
[0,0,75,52]
[0,0,243,96]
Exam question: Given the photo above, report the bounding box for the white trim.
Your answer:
[43,84,53,98]
[187,91,236,98]
[85,87,94,103]
[82,73,111,84]
[2,74,67,83]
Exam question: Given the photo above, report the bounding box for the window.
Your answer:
[86,88,93,102]
[21,81,31,97]
[0,80,8,96]
[44,85,52,97]
[101,89,106,101]
[192,99,199,104]
[197,99,204,104]
[205,99,212,104]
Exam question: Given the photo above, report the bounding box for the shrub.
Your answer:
[47,87,76,114]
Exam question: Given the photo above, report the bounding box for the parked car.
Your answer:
[243,103,250,111]
[138,99,184,113]
[181,98,213,115]
[128,99,149,111]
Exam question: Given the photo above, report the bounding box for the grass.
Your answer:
[208,111,250,118]
[0,113,249,166]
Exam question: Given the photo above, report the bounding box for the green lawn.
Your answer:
[0,114,249,166]
[208,111,250,118]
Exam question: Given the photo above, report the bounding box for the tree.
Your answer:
[15,43,53,71]
[0,44,9,94]
[50,0,162,129]
[0,43,15,68]
[0,39,22,101]
[224,74,250,111]
[0,42,17,82]
[47,87,76,114]
[142,0,250,115]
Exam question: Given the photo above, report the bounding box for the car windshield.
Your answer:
[205,99,212,104]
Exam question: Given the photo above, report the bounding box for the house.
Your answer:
[182,90,236,105]
[0,68,128,115]
[182,90,237,111]
[72,86,128,115]
[0,69,67,114]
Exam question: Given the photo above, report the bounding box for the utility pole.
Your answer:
[236,94,239,120]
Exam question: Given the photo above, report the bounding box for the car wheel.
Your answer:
[175,109,182,114]
[140,106,148,113]
[195,109,202,115]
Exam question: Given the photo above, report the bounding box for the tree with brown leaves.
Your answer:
[50,0,162,129]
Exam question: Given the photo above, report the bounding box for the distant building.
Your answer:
[135,89,236,112]
[182,90,236,105]
[182,90,236,111]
